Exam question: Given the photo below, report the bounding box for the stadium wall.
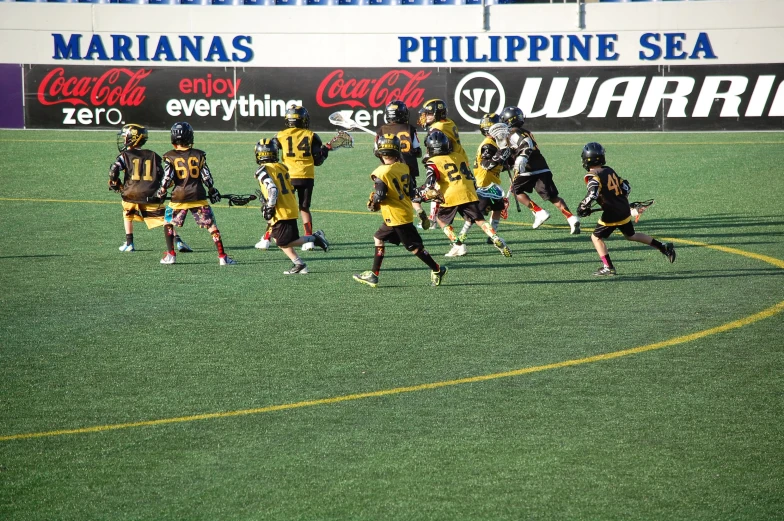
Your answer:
[1,0,783,131]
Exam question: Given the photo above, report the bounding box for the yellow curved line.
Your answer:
[1,231,782,442]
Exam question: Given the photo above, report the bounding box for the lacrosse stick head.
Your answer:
[328,112,354,130]
[581,142,606,171]
[384,100,410,124]
[117,123,148,152]
[479,113,501,136]
[328,131,354,150]
[255,138,279,164]
[284,105,310,129]
[225,194,257,207]
[488,122,510,150]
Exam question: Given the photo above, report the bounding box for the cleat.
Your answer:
[418,210,431,231]
[352,270,378,288]
[160,252,176,265]
[664,242,676,263]
[175,239,193,253]
[492,236,512,257]
[255,238,270,250]
[444,243,467,257]
[301,241,315,251]
[567,215,581,235]
[313,230,330,252]
[119,242,135,252]
[284,263,308,275]
[219,255,237,266]
[532,209,550,229]
[430,265,448,287]
[594,265,616,276]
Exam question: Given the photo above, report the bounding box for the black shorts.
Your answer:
[477,196,505,215]
[374,222,423,252]
[593,221,636,239]
[272,219,300,246]
[290,178,315,210]
[439,201,484,226]
[512,171,559,200]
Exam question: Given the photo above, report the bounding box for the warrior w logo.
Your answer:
[462,88,497,113]
[454,71,506,125]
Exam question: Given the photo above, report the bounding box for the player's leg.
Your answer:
[399,223,446,286]
[438,206,466,257]
[120,203,136,251]
[353,228,392,287]
[514,177,549,228]
[592,225,616,275]
[625,228,676,263]
[536,174,579,234]
[197,206,235,265]
[274,220,308,274]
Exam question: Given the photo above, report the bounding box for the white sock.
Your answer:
[459,221,472,236]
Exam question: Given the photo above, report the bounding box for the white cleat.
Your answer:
[219,255,237,266]
[255,238,270,250]
[301,241,315,251]
[567,215,581,235]
[119,242,135,252]
[160,252,176,265]
[444,243,467,257]
[532,209,550,229]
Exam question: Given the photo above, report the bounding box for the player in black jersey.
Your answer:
[156,121,235,266]
[374,100,430,230]
[576,142,676,276]
[109,123,190,254]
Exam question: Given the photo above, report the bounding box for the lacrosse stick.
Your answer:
[146,193,257,207]
[487,122,521,213]
[326,130,354,150]
[328,111,376,136]
[630,199,655,223]
[254,190,274,235]
[504,167,522,213]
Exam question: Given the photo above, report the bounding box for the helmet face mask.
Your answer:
[385,100,409,124]
[417,99,447,128]
[284,105,310,129]
[500,106,525,128]
[479,113,501,136]
[117,123,148,152]
[255,138,279,164]
[171,121,195,147]
[581,142,606,171]
[424,130,451,157]
[375,133,402,160]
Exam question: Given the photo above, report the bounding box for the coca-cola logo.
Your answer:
[316,69,431,109]
[37,68,151,107]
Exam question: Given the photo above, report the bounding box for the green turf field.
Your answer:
[1,129,783,520]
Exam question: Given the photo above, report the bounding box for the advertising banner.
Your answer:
[24,64,784,132]
[0,64,24,129]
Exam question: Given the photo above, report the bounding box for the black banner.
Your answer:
[23,64,784,132]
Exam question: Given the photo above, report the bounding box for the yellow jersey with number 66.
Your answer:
[258,162,298,223]
[426,152,478,208]
[371,162,415,226]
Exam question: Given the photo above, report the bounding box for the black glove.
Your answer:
[576,202,591,218]
[154,187,167,201]
[208,187,221,204]
[109,180,123,193]
[262,204,275,220]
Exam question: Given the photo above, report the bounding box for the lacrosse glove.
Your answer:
[109,180,123,193]
[576,201,592,218]
[208,187,221,204]
[262,204,276,220]
[367,192,380,212]
[154,187,167,201]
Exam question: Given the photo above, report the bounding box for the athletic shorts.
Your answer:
[374,222,423,252]
[291,178,315,210]
[512,171,559,201]
[593,221,636,239]
[272,219,300,247]
[439,201,484,226]
[121,201,166,229]
[169,205,216,228]
[477,196,505,215]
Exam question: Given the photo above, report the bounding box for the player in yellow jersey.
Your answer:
[353,134,447,288]
[156,122,234,266]
[254,139,329,275]
[109,123,191,255]
[263,105,331,252]
[421,131,511,258]
[456,113,511,247]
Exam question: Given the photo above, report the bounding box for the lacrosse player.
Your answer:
[500,106,581,235]
[353,134,447,288]
[421,131,511,258]
[577,142,675,276]
[456,113,511,247]
[258,105,331,252]
[155,121,236,266]
[109,123,191,254]
[375,100,430,230]
[254,139,329,275]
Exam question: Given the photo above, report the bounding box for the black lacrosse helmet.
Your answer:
[284,105,310,129]
[171,121,195,147]
[425,130,451,157]
[117,123,148,152]
[418,99,448,128]
[385,100,410,124]
[375,133,402,159]
[581,142,606,171]
[500,106,525,128]
[479,113,501,136]
[255,138,279,164]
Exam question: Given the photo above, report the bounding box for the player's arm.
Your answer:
[620,177,631,197]
[156,156,175,198]
[199,153,222,203]
[372,178,388,205]
[479,142,502,170]
[108,154,126,192]
[312,134,329,166]
[577,176,600,216]
[411,127,423,158]
[509,132,534,174]
[424,163,440,188]
[255,166,279,206]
